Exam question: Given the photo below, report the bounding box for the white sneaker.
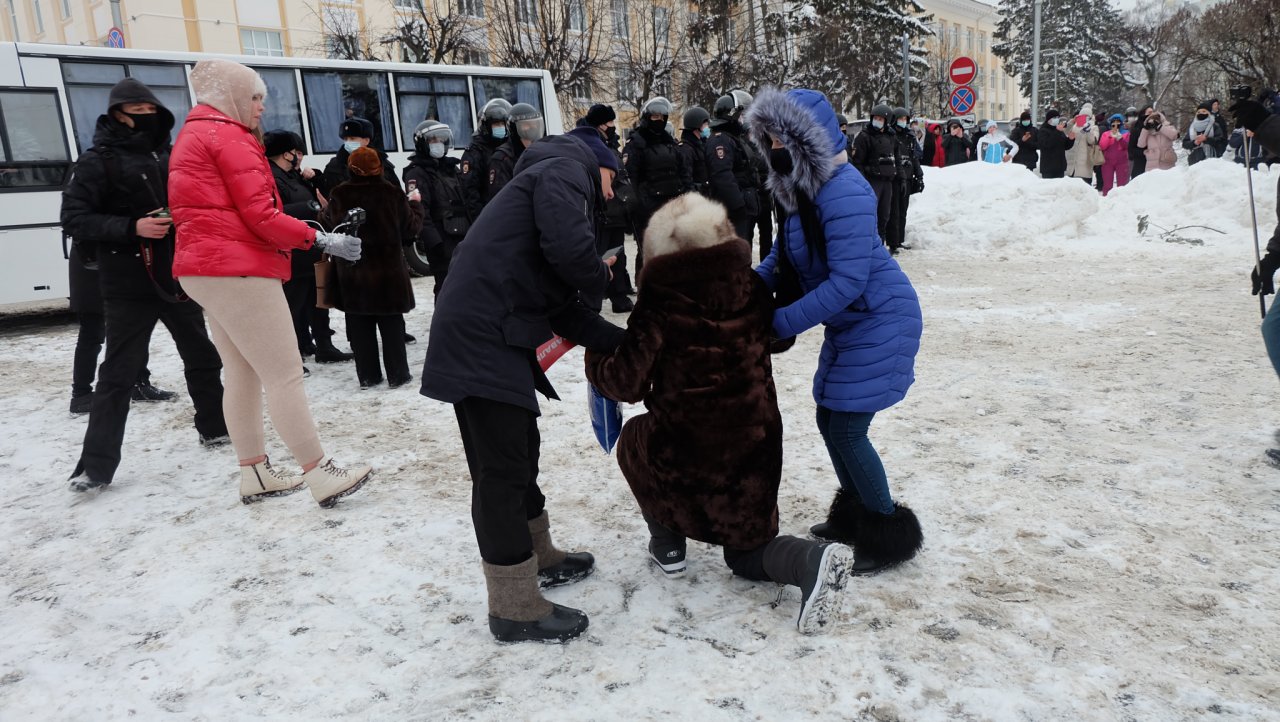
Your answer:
[303,457,372,508]
[239,459,304,504]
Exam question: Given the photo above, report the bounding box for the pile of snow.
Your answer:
[909,159,1278,257]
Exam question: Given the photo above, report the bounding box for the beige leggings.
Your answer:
[180,276,324,467]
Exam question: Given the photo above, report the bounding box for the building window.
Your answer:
[394,0,422,8]
[516,0,536,24]
[459,47,489,66]
[654,7,670,45]
[240,29,284,57]
[568,0,585,32]
[32,0,44,34]
[614,67,633,103]
[59,0,69,19]
[566,76,591,101]
[966,29,973,50]
[612,0,627,38]
[979,31,986,53]
[458,0,483,18]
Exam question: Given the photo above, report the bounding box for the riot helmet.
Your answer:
[508,103,544,143]
[642,96,674,119]
[479,98,512,140]
[413,119,453,156]
[870,104,893,122]
[712,89,753,126]
[682,106,710,131]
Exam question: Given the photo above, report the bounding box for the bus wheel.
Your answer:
[405,244,431,278]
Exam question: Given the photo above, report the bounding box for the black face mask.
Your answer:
[605,126,619,145]
[125,112,160,136]
[646,117,666,131]
[769,147,794,175]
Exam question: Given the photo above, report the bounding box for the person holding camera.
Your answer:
[62,77,229,493]
[1138,110,1178,172]
[1098,114,1131,196]
[1038,110,1077,179]
[1128,106,1153,178]
[941,120,973,166]
[171,58,372,508]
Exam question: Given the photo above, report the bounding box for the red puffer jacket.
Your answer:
[170,104,316,280]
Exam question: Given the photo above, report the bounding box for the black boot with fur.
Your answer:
[848,503,923,575]
[809,488,861,543]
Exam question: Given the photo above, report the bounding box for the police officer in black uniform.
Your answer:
[486,103,543,202]
[705,90,759,245]
[622,96,691,275]
[459,98,511,218]
[404,120,473,297]
[678,106,711,196]
[851,103,898,244]
[887,106,923,255]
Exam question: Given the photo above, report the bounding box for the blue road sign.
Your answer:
[107,27,125,49]
[949,85,976,115]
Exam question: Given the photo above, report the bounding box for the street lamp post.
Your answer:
[1031,0,1042,123]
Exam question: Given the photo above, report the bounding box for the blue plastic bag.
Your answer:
[588,384,622,453]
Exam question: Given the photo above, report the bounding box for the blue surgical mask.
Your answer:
[342,140,362,154]
[428,142,446,159]
[700,126,711,139]
[872,119,884,130]
[491,125,507,140]
[896,120,908,129]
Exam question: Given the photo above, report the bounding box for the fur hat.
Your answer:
[347,146,382,177]
[263,130,304,158]
[190,59,267,128]
[584,104,616,127]
[340,117,374,139]
[643,193,739,263]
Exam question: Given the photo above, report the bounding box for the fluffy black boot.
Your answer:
[848,503,923,575]
[808,488,861,543]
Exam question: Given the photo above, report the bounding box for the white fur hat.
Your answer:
[643,193,740,263]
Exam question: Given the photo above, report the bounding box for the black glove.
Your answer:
[1252,252,1279,296]
[769,336,796,354]
[1230,100,1270,132]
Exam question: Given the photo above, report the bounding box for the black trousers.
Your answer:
[730,214,754,247]
[644,514,810,586]
[1041,168,1066,179]
[886,182,910,251]
[598,226,631,301]
[868,179,895,244]
[754,193,774,261]
[344,313,409,386]
[426,244,453,298]
[1130,157,1147,179]
[455,396,547,566]
[72,312,150,396]
[282,276,335,355]
[75,296,226,482]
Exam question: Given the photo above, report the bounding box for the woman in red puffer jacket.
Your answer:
[171,58,371,509]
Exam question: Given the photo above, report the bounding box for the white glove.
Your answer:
[315,231,362,262]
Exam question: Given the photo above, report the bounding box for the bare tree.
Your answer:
[488,0,615,116]
[611,1,691,110]
[378,0,477,65]
[917,24,964,119]
[1120,1,1197,108]
[308,2,388,61]
[1194,0,1280,91]
[683,0,797,107]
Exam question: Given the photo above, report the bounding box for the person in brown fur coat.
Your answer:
[585,193,855,634]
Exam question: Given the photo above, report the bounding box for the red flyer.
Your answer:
[536,335,575,372]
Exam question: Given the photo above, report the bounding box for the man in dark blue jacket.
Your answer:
[422,132,624,645]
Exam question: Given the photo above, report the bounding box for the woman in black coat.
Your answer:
[321,147,422,388]
[941,120,973,166]
[1038,110,1076,179]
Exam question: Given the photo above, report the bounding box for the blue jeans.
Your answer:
[815,407,894,515]
[1263,298,1280,380]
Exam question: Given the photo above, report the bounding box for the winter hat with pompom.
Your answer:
[190,59,267,129]
[347,146,383,177]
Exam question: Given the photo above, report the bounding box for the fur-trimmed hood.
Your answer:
[643,193,738,263]
[744,88,848,213]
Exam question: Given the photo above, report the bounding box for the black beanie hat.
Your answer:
[584,104,616,127]
[263,130,305,158]
[1045,108,1061,121]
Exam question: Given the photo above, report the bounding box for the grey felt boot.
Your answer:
[483,556,589,644]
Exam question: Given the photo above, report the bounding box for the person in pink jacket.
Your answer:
[1098,113,1131,195]
[1137,110,1178,171]
[170,58,372,508]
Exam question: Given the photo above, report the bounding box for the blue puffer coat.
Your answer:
[746,88,922,413]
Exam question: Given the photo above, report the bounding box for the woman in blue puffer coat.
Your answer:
[746,87,924,575]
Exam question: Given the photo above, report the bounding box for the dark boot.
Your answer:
[809,488,860,543]
[69,392,93,415]
[762,536,855,635]
[483,556,589,644]
[529,511,595,589]
[130,381,177,402]
[848,503,923,575]
[314,341,354,363]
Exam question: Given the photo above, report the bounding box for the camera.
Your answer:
[1230,84,1253,102]
[1144,117,1160,130]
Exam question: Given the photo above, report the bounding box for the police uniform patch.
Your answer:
[489,168,496,183]
[462,160,470,174]
[622,154,628,165]
[716,146,726,160]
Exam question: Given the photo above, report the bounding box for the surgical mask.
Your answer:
[896,120,908,129]
[1021,120,1031,126]
[1127,116,1137,123]
[871,119,884,130]
[287,152,302,171]
[428,142,446,159]
[342,140,363,153]
[491,125,507,140]
[769,147,794,175]
[125,112,159,135]
[700,126,711,139]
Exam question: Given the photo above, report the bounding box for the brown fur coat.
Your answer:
[585,194,782,550]
[321,175,423,315]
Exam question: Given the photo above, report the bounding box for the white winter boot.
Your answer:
[239,458,304,504]
[303,457,372,508]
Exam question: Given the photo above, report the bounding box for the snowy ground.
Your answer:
[2,159,1279,720]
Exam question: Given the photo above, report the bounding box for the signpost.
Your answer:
[949,85,976,116]
[949,56,977,86]
[106,27,125,49]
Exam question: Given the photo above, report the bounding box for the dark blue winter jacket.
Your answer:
[421,134,624,413]
[746,88,922,413]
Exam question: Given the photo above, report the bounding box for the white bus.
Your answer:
[0,41,562,307]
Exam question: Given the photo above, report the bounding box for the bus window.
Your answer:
[62,61,192,154]
[472,77,543,115]
[302,71,395,154]
[0,90,71,189]
[254,67,304,140]
[394,75,473,149]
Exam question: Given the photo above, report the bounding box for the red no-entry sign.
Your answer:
[949,56,977,86]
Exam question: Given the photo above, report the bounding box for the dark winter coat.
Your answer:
[1037,122,1075,178]
[851,124,899,181]
[421,135,625,413]
[1255,115,1280,255]
[941,132,973,166]
[586,194,781,550]
[402,154,471,255]
[1011,124,1040,169]
[747,88,921,413]
[678,128,710,194]
[705,122,760,220]
[892,126,923,189]
[485,137,528,202]
[459,132,503,218]
[270,161,323,279]
[60,81,176,301]
[321,146,399,191]
[624,124,692,214]
[320,175,423,315]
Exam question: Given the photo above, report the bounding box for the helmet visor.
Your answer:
[516,117,544,141]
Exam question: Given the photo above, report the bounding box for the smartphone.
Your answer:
[601,244,623,261]
[406,180,418,196]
